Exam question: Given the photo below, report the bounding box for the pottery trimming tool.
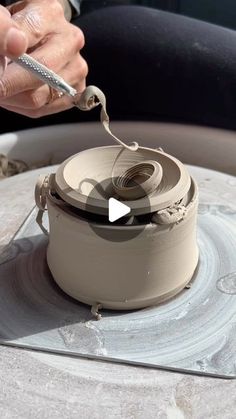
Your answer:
[14,54,138,151]
[15,53,78,98]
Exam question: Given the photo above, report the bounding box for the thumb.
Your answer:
[0,5,27,58]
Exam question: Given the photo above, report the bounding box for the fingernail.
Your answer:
[5,27,27,56]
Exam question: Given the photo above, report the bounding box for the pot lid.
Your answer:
[53,145,191,216]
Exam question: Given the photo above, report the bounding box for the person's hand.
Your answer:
[0,5,28,76]
[0,0,88,118]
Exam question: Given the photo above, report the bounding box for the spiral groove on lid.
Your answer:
[54,145,191,216]
[113,160,163,200]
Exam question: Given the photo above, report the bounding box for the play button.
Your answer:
[108,198,131,222]
[85,177,151,242]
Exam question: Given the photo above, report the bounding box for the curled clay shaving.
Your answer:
[0,154,28,179]
[75,86,139,151]
[91,302,103,320]
[152,204,187,225]
[0,154,55,179]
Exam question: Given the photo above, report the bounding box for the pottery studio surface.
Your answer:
[0,122,236,418]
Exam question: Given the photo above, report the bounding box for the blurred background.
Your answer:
[81,0,236,30]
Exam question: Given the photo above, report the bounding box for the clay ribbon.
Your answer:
[0,86,138,178]
[75,86,139,152]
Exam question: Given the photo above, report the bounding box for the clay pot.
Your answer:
[36,146,199,310]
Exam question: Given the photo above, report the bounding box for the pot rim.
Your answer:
[46,177,198,231]
[54,145,191,216]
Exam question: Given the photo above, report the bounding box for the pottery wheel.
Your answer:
[0,165,236,378]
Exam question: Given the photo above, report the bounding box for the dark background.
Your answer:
[1,0,236,133]
[81,0,236,30]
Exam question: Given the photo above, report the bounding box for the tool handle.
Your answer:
[15,54,77,97]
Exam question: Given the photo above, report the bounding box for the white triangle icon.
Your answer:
[109,198,131,222]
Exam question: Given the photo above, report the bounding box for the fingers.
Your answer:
[0,84,51,109]
[0,4,11,17]
[0,5,27,57]
[0,0,87,119]
[8,0,62,47]
[0,54,88,117]
[0,84,81,118]
[0,29,85,99]
[8,0,84,50]
[0,54,88,109]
